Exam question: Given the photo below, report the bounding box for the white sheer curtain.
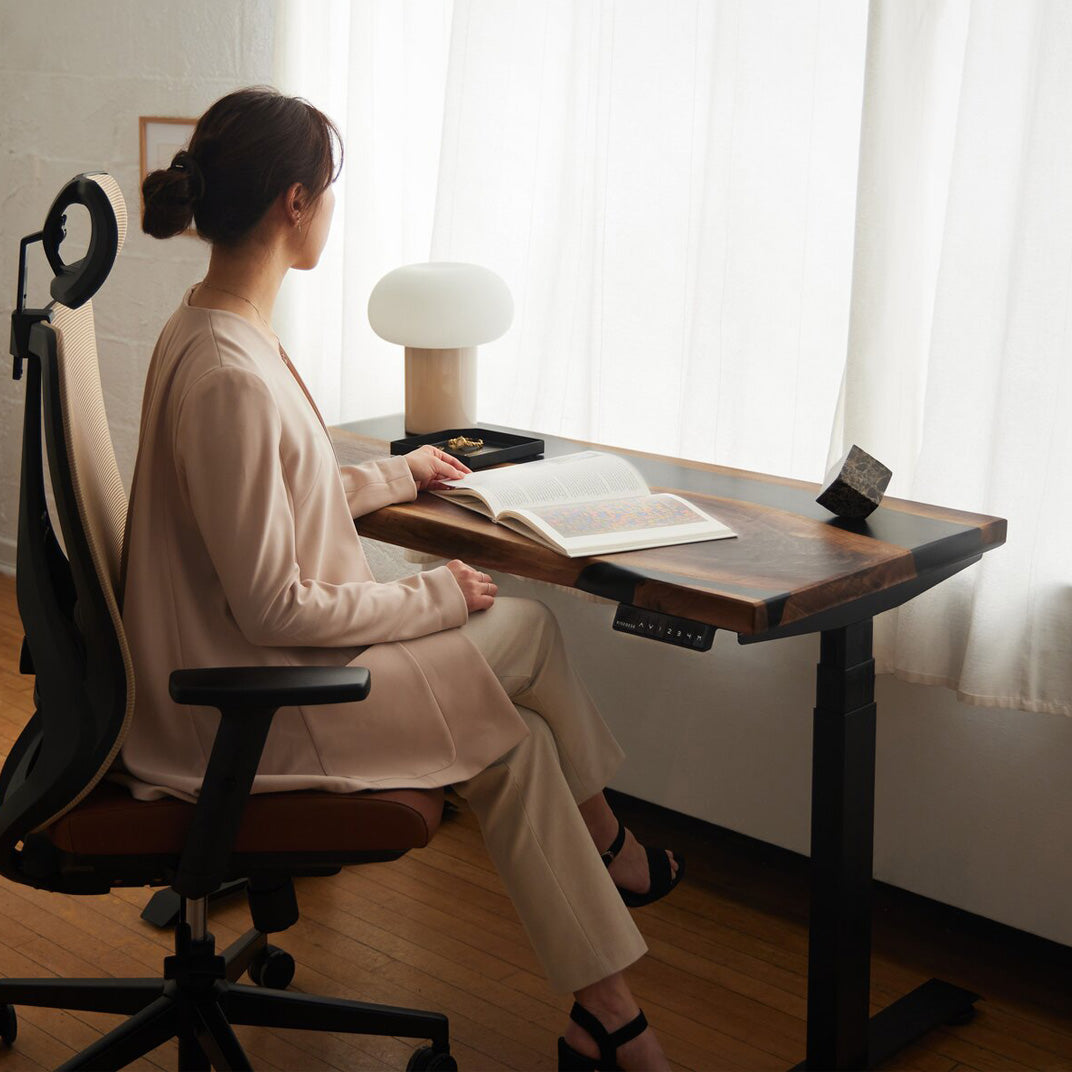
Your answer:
[273,0,454,423]
[431,1,867,477]
[276,0,866,473]
[831,0,1072,714]
[275,0,1072,714]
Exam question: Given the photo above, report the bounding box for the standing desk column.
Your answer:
[800,618,979,1070]
[806,619,876,1069]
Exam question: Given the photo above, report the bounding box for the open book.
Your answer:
[435,450,736,557]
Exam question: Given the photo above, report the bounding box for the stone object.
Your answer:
[816,445,892,519]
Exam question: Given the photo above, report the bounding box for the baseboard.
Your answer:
[605,787,1072,969]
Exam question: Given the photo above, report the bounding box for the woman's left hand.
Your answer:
[404,444,472,491]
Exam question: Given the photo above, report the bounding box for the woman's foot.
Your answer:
[578,795,684,907]
[561,994,670,1071]
[600,820,684,907]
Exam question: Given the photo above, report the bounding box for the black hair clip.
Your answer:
[170,150,206,202]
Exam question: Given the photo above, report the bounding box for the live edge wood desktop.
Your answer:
[332,415,1007,1072]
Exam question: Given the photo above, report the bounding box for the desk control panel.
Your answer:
[612,604,716,651]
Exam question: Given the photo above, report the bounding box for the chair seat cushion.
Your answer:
[44,779,445,857]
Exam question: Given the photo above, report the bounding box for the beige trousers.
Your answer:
[453,597,648,993]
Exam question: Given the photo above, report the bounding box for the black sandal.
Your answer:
[600,819,684,908]
[557,1001,649,1071]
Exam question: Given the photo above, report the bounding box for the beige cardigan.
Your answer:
[119,293,527,801]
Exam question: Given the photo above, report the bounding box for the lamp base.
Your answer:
[404,347,477,435]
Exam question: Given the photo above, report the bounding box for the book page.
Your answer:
[437,451,650,517]
[502,493,737,557]
[432,489,494,519]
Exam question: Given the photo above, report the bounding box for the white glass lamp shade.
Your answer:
[368,262,513,433]
[368,262,513,348]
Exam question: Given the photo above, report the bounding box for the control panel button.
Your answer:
[611,603,716,652]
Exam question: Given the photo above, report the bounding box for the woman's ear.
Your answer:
[284,181,307,227]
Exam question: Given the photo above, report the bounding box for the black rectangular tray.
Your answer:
[390,427,544,470]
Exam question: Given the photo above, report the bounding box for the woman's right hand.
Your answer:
[446,559,497,613]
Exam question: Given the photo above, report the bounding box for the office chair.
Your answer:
[1,173,457,1070]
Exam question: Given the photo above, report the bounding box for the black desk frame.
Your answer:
[593,560,983,1067]
[593,556,984,1067]
[789,619,978,1069]
[739,596,979,1069]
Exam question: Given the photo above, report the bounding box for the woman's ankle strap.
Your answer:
[569,1002,648,1067]
[600,819,627,865]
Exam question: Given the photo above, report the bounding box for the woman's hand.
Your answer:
[446,559,497,613]
[404,444,472,491]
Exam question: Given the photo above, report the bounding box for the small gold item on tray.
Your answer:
[446,435,485,455]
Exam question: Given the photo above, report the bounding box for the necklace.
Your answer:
[197,282,276,339]
[198,283,327,432]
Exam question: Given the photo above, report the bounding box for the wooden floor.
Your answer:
[1,572,1070,1070]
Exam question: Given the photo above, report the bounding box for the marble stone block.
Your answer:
[816,445,892,519]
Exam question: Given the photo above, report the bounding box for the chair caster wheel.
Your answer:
[0,1004,17,1046]
[946,1005,976,1026]
[247,945,295,989]
[407,1044,457,1070]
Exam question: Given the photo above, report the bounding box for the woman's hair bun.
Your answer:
[141,150,205,239]
[140,87,343,246]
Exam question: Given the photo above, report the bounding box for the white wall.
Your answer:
[0,0,276,563]
[1,0,1069,953]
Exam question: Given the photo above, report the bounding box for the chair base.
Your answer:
[0,922,454,1071]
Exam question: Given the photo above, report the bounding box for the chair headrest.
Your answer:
[42,174,127,309]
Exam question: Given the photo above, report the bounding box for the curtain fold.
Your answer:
[831,0,1072,714]
[431,0,867,481]
[273,0,453,424]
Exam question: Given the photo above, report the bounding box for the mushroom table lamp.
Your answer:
[367,262,513,434]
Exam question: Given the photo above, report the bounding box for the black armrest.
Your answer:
[168,664,371,900]
[169,665,371,708]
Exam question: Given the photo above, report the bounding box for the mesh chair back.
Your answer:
[49,297,136,807]
[0,175,135,879]
[49,173,129,603]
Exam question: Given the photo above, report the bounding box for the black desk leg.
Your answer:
[800,619,978,1070]
[806,619,876,1069]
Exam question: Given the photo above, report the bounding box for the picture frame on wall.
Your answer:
[138,116,198,233]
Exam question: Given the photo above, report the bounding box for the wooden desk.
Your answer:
[333,416,1007,1071]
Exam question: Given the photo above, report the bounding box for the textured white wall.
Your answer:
[0,0,276,564]
[1,0,1070,956]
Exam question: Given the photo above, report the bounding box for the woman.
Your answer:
[125,86,681,1071]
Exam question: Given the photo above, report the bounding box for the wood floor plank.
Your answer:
[330,866,540,977]
[0,1013,78,1071]
[921,1029,1044,1070]
[875,1042,959,1072]
[936,1016,1072,1071]
[332,862,542,975]
[975,1004,1072,1063]
[389,848,520,922]
[301,874,520,980]
[629,952,803,1062]
[642,930,807,1019]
